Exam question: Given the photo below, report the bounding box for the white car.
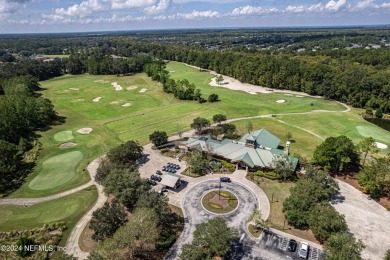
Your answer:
[298,241,309,259]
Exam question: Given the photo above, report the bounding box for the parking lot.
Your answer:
[251,230,323,260]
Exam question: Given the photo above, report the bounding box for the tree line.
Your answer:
[0,76,58,195]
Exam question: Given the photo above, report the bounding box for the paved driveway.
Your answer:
[332,180,390,260]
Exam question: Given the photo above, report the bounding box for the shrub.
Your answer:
[160,148,169,153]
[253,171,280,180]
[210,203,223,209]
[219,191,231,198]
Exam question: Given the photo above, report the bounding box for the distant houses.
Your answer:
[186,129,299,172]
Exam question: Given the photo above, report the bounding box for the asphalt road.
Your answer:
[165,179,323,260]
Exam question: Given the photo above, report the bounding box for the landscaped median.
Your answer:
[201,190,238,214]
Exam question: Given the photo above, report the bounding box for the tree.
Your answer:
[324,233,364,260]
[89,208,159,260]
[176,124,183,139]
[312,136,359,172]
[212,114,227,125]
[179,218,238,260]
[248,209,266,232]
[357,155,390,199]
[245,121,253,133]
[190,117,210,134]
[90,200,127,241]
[216,75,224,85]
[107,140,143,166]
[103,168,149,209]
[286,132,292,141]
[208,93,219,102]
[375,108,383,119]
[187,150,211,175]
[385,249,390,260]
[358,137,376,166]
[16,237,35,257]
[308,202,348,243]
[149,131,168,147]
[283,167,339,228]
[365,107,373,116]
[273,156,294,181]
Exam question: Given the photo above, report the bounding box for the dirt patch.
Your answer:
[139,88,148,93]
[79,222,98,253]
[276,100,286,103]
[209,194,230,209]
[76,128,93,134]
[122,102,132,107]
[111,82,123,91]
[92,97,101,102]
[126,86,138,90]
[59,142,77,148]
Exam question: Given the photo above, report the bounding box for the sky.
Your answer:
[0,0,389,33]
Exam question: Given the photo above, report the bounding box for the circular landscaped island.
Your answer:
[201,190,239,214]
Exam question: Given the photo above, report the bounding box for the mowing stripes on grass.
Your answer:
[28,151,83,190]
[54,130,74,142]
[0,187,97,232]
[356,125,390,145]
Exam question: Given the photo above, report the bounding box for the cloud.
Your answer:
[230,5,279,16]
[325,0,347,11]
[144,0,171,15]
[176,10,220,19]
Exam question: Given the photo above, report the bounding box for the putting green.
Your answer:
[28,151,83,190]
[54,130,74,142]
[356,125,390,145]
[0,187,98,231]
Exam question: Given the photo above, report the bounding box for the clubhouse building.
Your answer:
[185,129,299,172]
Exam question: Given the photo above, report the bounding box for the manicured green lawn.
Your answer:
[0,186,97,232]
[54,130,74,142]
[202,190,238,214]
[233,118,322,159]
[277,109,390,153]
[28,151,83,190]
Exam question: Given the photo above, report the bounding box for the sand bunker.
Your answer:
[375,142,388,149]
[92,97,102,102]
[69,88,79,90]
[139,88,148,93]
[126,86,138,90]
[296,95,304,98]
[77,128,93,134]
[94,80,109,84]
[276,100,286,103]
[59,142,77,148]
[110,101,120,105]
[122,103,132,107]
[111,82,123,91]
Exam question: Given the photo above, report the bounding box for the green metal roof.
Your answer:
[231,152,255,168]
[239,129,281,149]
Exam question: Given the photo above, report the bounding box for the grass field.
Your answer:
[54,130,74,142]
[277,109,390,153]
[28,151,83,190]
[9,62,382,198]
[0,186,97,232]
[233,118,322,159]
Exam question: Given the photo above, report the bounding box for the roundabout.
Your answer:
[165,178,261,259]
[201,189,239,215]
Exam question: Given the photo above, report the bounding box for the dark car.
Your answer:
[171,170,177,173]
[147,179,157,186]
[151,175,159,181]
[162,166,166,171]
[220,177,231,182]
[288,239,297,252]
[155,176,162,182]
[156,170,163,175]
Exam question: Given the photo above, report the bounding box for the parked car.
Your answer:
[162,166,166,171]
[156,170,163,175]
[220,177,231,182]
[288,239,297,252]
[147,179,157,186]
[155,176,162,182]
[298,241,309,259]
